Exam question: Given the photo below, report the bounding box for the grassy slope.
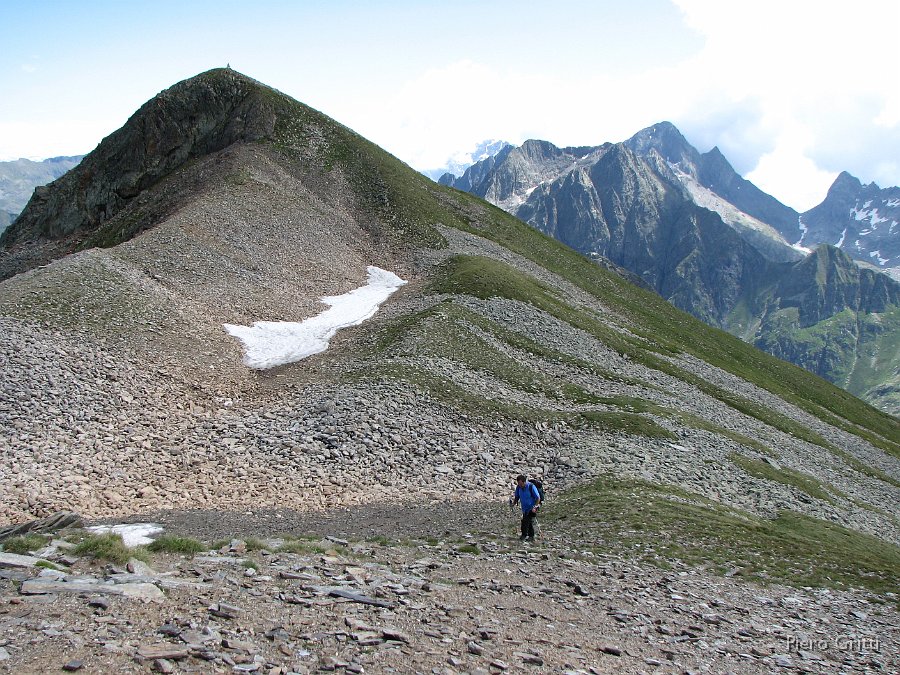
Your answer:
[546,476,900,597]
[753,305,900,409]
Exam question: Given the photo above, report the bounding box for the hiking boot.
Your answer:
[526,536,534,543]
[519,535,527,541]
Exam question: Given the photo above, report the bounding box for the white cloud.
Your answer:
[671,0,900,207]
[351,58,699,174]
[0,120,100,160]
[353,1,900,211]
[746,126,839,210]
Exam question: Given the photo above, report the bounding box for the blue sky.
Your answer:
[2,0,898,211]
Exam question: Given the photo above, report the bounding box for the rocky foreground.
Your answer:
[1,504,897,675]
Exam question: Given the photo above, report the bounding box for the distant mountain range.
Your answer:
[422,139,509,182]
[440,124,900,413]
[0,156,84,234]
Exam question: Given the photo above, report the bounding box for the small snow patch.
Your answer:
[224,266,407,369]
[87,523,163,547]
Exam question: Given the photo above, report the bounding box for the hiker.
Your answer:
[510,474,542,542]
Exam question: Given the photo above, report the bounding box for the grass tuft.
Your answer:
[146,535,207,555]
[1,534,49,555]
[72,533,147,565]
[278,540,328,555]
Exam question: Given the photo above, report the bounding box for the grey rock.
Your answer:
[20,579,165,602]
[209,602,242,619]
[136,644,190,660]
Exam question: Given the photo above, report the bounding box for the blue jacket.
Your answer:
[515,482,541,513]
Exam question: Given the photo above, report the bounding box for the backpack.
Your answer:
[529,479,545,502]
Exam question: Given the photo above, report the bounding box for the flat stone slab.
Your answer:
[107,573,212,591]
[0,552,47,569]
[135,644,190,660]
[20,579,165,602]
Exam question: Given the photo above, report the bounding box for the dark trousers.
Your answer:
[520,511,536,539]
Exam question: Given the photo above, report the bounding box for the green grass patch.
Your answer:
[243,537,268,552]
[0,533,49,555]
[456,544,480,554]
[71,532,147,565]
[444,301,654,389]
[677,413,776,456]
[578,410,675,439]
[729,452,844,504]
[146,535,207,555]
[277,540,328,555]
[365,535,394,546]
[372,299,654,400]
[359,361,673,438]
[547,476,900,596]
[263,82,449,249]
[829,447,900,489]
[34,559,62,571]
[424,255,849,450]
[357,361,569,423]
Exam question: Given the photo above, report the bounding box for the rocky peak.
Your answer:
[516,139,565,164]
[697,146,733,181]
[624,121,699,173]
[797,171,900,277]
[0,68,294,269]
[829,170,865,196]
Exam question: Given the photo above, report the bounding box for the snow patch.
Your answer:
[87,523,163,547]
[671,166,790,245]
[851,206,888,227]
[795,217,808,247]
[224,267,407,370]
[870,250,889,265]
[886,198,900,207]
[835,228,848,248]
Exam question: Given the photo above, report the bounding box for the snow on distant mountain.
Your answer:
[671,166,808,256]
[422,139,510,181]
[798,172,900,281]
